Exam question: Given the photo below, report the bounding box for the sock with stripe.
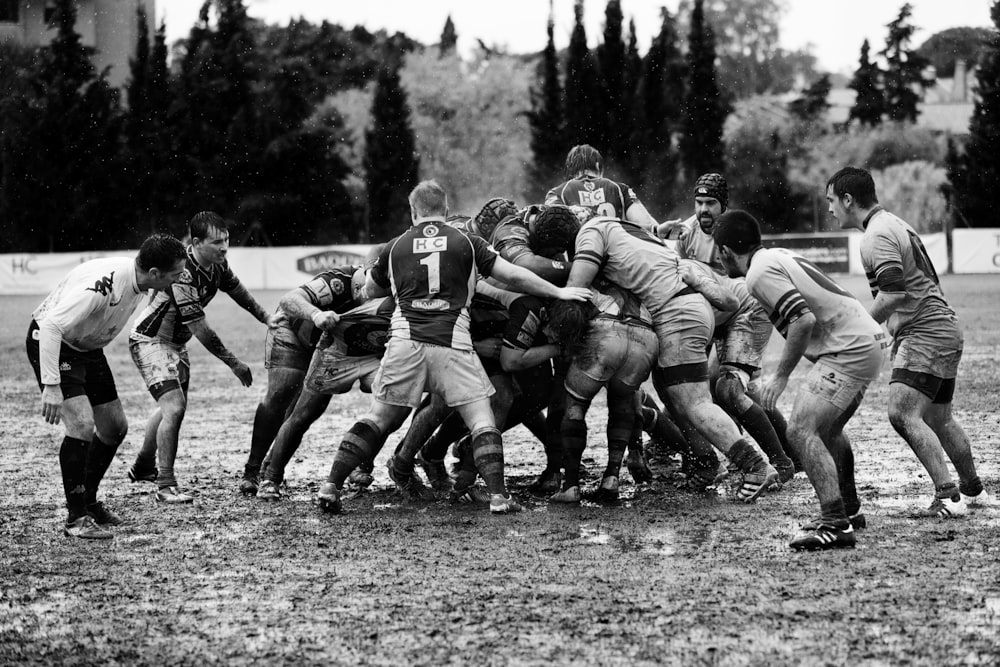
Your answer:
[59,436,91,521]
[326,419,383,489]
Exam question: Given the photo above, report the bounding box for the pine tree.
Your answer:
[680,0,728,181]
[880,3,934,123]
[947,1,1000,228]
[598,0,628,166]
[620,18,643,185]
[848,39,884,126]
[528,8,565,199]
[364,62,420,242]
[788,74,832,122]
[564,0,603,146]
[440,15,457,56]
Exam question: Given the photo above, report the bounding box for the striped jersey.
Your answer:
[860,208,955,338]
[284,266,360,347]
[746,247,882,362]
[573,216,688,323]
[316,296,394,358]
[676,215,726,275]
[131,246,240,346]
[371,220,499,350]
[545,175,640,220]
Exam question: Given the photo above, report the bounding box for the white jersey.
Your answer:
[32,257,148,384]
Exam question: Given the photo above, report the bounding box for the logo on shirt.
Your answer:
[413,237,448,253]
[59,362,71,372]
[423,224,439,237]
[85,272,115,297]
[411,299,449,311]
[331,278,344,294]
[578,189,607,207]
[583,181,596,191]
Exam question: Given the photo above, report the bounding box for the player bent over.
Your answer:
[316,180,591,515]
[827,167,994,516]
[714,210,886,550]
[26,234,187,539]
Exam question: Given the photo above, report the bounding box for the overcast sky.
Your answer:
[160,0,994,75]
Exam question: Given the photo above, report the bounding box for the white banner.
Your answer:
[953,229,1000,273]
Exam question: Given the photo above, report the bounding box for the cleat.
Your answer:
[550,486,581,503]
[961,489,999,508]
[347,468,374,490]
[489,493,523,514]
[86,502,123,526]
[736,464,779,503]
[386,457,436,501]
[317,482,342,514]
[155,486,194,504]
[803,513,866,531]
[450,484,491,505]
[911,495,968,519]
[789,522,856,551]
[626,443,654,484]
[63,515,113,540]
[416,453,453,493]
[590,476,620,502]
[239,476,258,496]
[127,464,158,484]
[256,479,282,501]
[529,468,562,495]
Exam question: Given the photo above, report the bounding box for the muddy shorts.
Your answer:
[129,338,190,400]
[715,303,771,373]
[890,316,963,401]
[804,342,883,411]
[566,319,657,399]
[26,320,118,405]
[264,322,313,372]
[374,338,495,409]
[304,345,381,395]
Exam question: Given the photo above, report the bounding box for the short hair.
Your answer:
[827,167,878,207]
[137,233,187,271]
[189,211,227,241]
[474,197,518,240]
[712,209,762,254]
[363,243,385,269]
[408,180,448,218]
[545,299,598,354]
[531,205,581,256]
[693,173,729,211]
[565,144,602,177]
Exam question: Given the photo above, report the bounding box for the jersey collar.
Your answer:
[860,205,883,230]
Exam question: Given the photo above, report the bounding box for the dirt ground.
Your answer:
[1,274,998,666]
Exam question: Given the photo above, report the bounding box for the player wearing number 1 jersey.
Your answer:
[316,180,592,516]
[714,209,886,551]
[827,167,992,517]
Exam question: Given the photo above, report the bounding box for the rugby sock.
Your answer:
[739,404,792,468]
[543,403,565,474]
[819,499,849,526]
[833,445,860,516]
[935,482,961,501]
[157,467,177,489]
[606,402,634,479]
[726,438,767,474]
[471,427,506,495]
[326,419,382,488]
[84,436,120,505]
[453,435,478,490]
[765,406,801,469]
[244,402,282,478]
[561,416,588,488]
[421,415,467,462]
[959,476,983,497]
[59,436,90,521]
[644,406,688,455]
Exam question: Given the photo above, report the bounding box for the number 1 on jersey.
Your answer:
[420,253,441,294]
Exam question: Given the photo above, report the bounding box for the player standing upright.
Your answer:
[316,181,592,515]
[26,234,187,539]
[827,167,994,516]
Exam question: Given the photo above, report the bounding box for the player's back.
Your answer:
[546,176,635,219]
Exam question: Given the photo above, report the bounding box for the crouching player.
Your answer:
[714,210,886,551]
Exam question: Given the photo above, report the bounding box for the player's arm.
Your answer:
[188,318,252,387]
[500,341,560,372]
[625,201,659,236]
[487,257,591,303]
[280,287,340,332]
[363,271,392,300]
[867,260,908,324]
[760,311,815,412]
[681,260,739,312]
[36,294,102,424]
[225,281,282,329]
[509,252,570,284]
[656,218,685,240]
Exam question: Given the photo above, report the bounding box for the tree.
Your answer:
[527,9,565,201]
[787,74,831,122]
[848,39,885,127]
[947,2,1000,228]
[564,0,603,146]
[440,15,457,56]
[597,0,628,166]
[680,0,728,181]
[880,3,934,123]
[364,62,420,241]
[917,27,993,77]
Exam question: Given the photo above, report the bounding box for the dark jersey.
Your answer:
[371,220,499,350]
[503,295,548,352]
[285,265,360,348]
[317,296,395,358]
[545,175,640,219]
[132,246,239,346]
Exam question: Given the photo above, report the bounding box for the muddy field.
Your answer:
[1,274,998,665]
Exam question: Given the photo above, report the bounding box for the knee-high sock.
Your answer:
[739,404,791,467]
[608,401,635,479]
[561,415,588,488]
[245,401,283,477]
[326,419,383,488]
[60,436,90,520]
[472,427,506,495]
[84,435,120,506]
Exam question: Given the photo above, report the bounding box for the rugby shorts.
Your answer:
[374,338,495,408]
[565,319,657,401]
[264,322,313,372]
[890,315,963,402]
[129,337,190,400]
[26,320,118,405]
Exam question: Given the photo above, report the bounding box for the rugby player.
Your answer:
[827,166,995,516]
[657,173,729,275]
[26,234,187,538]
[316,180,591,515]
[714,209,885,550]
[128,212,282,504]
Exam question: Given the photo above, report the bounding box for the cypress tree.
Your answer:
[528,8,565,199]
[848,39,884,127]
[880,3,934,123]
[564,0,603,146]
[364,62,420,242]
[598,0,628,165]
[679,0,728,181]
[440,15,457,56]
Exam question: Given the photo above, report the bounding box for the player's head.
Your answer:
[712,209,761,278]
[188,211,230,264]
[136,233,188,290]
[565,144,603,177]
[531,204,581,259]
[546,299,598,355]
[693,173,728,233]
[826,167,878,229]
[408,180,448,221]
[473,197,518,240]
[351,268,370,305]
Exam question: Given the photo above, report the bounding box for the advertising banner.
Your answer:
[953,229,1000,273]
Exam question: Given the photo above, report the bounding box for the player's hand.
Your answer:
[657,218,683,239]
[231,360,253,387]
[41,384,63,425]
[473,336,503,360]
[680,262,698,287]
[555,287,593,302]
[265,313,285,330]
[759,375,788,412]
[311,310,341,332]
